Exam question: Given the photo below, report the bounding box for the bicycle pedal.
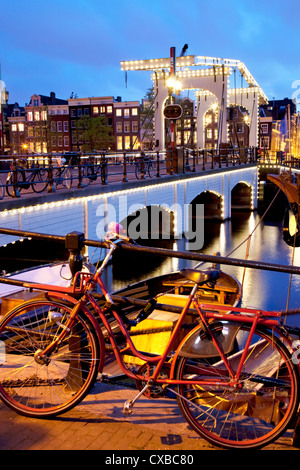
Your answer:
[123,400,133,415]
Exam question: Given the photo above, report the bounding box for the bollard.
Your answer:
[122,152,128,182]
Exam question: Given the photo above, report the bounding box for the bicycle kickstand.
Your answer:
[123,381,152,416]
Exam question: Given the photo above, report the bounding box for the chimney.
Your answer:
[50,92,56,104]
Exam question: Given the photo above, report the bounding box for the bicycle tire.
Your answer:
[174,323,299,450]
[6,172,23,197]
[135,162,141,179]
[0,298,100,418]
[81,165,95,187]
[31,169,49,193]
[147,161,154,178]
[64,167,73,189]
[0,179,4,199]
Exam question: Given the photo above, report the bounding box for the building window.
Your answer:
[116,122,122,133]
[260,136,269,148]
[63,121,69,132]
[100,106,106,113]
[206,128,212,139]
[132,136,139,149]
[93,106,99,114]
[124,122,130,133]
[34,111,40,121]
[237,123,244,133]
[214,129,218,140]
[41,110,47,120]
[124,135,130,149]
[11,124,17,132]
[19,123,24,132]
[116,109,122,116]
[27,111,33,121]
[117,136,123,150]
[64,136,69,147]
[71,120,76,129]
[58,136,63,147]
[77,109,82,117]
[132,108,138,116]
[84,108,89,115]
[132,121,138,132]
[107,105,112,113]
[51,121,56,132]
[57,121,62,132]
[71,109,76,117]
[124,108,130,118]
[261,123,268,134]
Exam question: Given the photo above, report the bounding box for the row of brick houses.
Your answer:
[2,90,299,158]
[3,92,141,154]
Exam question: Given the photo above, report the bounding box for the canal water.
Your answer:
[110,208,300,326]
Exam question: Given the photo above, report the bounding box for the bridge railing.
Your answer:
[0,147,258,199]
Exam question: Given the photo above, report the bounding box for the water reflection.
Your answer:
[111,211,300,325]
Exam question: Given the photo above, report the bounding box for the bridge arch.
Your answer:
[120,204,175,241]
[190,190,224,220]
[231,181,253,211]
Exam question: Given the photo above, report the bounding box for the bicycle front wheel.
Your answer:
[174,323,299,450]
[0,298,100,418]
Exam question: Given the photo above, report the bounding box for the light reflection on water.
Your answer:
[110,211,300,326]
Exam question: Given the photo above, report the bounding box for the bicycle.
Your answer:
[0,224,299,450]
[135,156,154,179]
[52,157,73,190]
[80,156,103,187]
[6,159,48,196]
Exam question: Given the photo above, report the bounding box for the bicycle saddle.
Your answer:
[179,268,220,285]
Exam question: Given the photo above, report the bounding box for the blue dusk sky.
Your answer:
[1,0,300,107]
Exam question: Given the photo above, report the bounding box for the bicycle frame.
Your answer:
[22,239,298,390]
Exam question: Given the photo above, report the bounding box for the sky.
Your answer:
[1,0,300,107]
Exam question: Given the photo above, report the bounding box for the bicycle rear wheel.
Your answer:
[0,298,100,418]
[174,323,299,449]
[31,169,49,193]
[147,161,154,177]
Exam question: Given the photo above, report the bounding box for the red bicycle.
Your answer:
[0,223,299,450]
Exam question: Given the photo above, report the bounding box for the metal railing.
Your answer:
[0,147,259,199]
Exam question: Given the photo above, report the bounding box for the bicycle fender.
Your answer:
[175,321,242,360]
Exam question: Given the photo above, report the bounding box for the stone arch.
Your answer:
[120,204,175,241]
[231,181,253,211]
[190,190,224,220]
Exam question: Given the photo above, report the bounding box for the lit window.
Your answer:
[100,106,106,113]
[27,111,33,121]
[18,123,24,132]
[41,110,47,120]
[107,106,112,113]
[132,136,139,149]
[124,109,130,118]
[11,124,17,132]
[117,136,123,150]
[116,109,122,116]
[124,135,130,149]
[34,111,40,121]
[214,129,218,140]
[93,106,99,114]
[206,128,212,139]
[132,108,138,116]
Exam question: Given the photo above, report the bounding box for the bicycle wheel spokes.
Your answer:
[0,299,99,418]
[175,324,299,449]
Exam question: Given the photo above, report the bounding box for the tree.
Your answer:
[75,115,114,151]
